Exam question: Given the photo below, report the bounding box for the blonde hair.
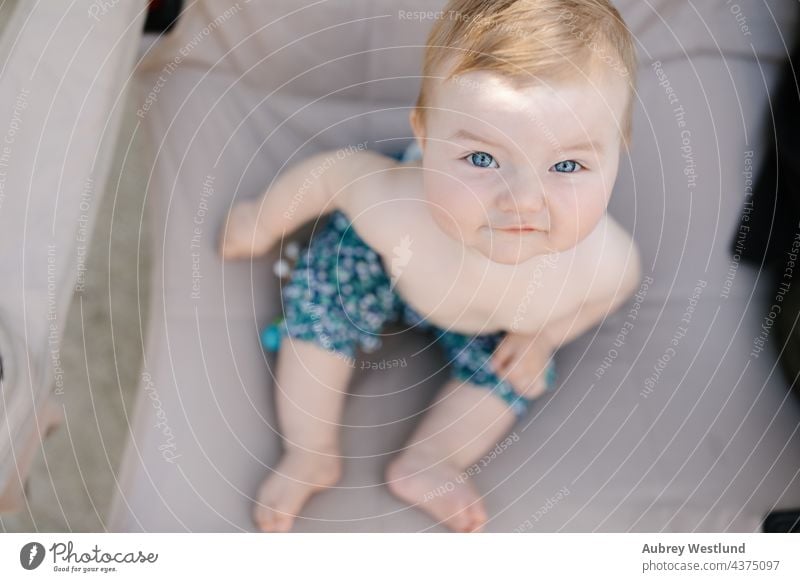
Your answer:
[415,0,638,144]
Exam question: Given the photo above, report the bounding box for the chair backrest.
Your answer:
[139,0,447,156]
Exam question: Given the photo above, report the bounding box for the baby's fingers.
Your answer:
[516,361,555,398]
[491,343,516,375]
[520,378,548,399]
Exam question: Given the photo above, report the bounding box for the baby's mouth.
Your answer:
[493,226,540,234]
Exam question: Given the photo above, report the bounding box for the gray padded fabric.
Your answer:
[0,0,146,494]
[109,0,800,532]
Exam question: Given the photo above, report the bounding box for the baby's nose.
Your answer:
[501,180,545,213]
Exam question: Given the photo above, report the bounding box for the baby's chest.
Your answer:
[347,204,591,335]
[367,230,581,334]
[403,255,579,333]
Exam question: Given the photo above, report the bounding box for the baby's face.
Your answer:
[411,66,630,265]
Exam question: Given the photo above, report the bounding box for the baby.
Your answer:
[220,0,641,533]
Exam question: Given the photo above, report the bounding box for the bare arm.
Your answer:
[219,149,392,259]
[492,242,643,397]
[539,244,643,350]
[540,253,642,350]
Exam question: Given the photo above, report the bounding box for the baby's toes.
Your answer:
[446,501,482,533]
[255,502,297,533]
[274,512,295,532]
[254,504,276,532]
[458,512,483,533]
[466,504,488,532]
[443,510,471,533]
[453,503,486,533]
[255,502,293,532]
[263,509,294,533]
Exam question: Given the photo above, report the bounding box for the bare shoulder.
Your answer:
[574,213,643,302]
[326,149,399,216]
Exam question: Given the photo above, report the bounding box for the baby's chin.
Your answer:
[474,242,547,266]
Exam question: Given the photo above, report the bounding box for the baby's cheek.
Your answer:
[425,184,472,227]
[426,194,464,241]
[550,193,606,249]
[576,193,609,237]
[571,202,601,232]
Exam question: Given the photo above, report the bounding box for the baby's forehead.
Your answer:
[429,69,628,134]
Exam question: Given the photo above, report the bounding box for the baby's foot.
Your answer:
[254,449,341,532]
[386,453,488,532]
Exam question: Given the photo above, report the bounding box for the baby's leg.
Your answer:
[386,380,517,532]
[255,337,355,532]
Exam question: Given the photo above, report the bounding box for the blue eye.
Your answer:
[466,151,499,169]
[552,160,583,173]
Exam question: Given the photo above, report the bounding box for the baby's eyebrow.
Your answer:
[450,129,604,155]
[561,140,605,154]
[449,129,504,149]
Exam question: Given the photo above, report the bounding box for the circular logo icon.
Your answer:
[19,542,45,570]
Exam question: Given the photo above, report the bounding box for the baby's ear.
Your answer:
[409,109,426,151]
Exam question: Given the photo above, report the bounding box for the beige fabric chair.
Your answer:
[0,0,146,512]
[101,0,800,531]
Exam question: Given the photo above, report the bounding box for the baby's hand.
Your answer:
[491,332,555,399]
[218,199,275,260]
